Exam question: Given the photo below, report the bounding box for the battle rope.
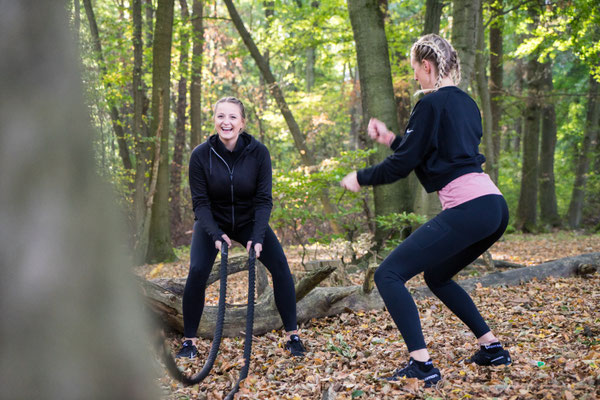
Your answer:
[157,243,256,400]
[225,245,255,400]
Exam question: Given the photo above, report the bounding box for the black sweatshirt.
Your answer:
[357,86,486,192]
[189,132,273,245]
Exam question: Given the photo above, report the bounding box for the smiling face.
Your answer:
[213,101,245,150]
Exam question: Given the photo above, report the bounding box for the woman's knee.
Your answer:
[374,263,400,288]
[268,262,293,284]
[423,270,445,290]
[187,258,213,286]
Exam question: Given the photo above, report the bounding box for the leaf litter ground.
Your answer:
[138,232,600,399]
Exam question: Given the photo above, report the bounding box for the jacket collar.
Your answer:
[208,131,255,153]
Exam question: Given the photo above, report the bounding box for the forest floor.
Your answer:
[138,231,600,399]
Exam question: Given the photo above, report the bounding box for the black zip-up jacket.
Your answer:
[189,132,273,245]
[357,86,486,192]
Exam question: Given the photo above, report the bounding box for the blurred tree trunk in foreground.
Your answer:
[0,2,157,399]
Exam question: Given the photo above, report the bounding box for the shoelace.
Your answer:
[391,363,414,378]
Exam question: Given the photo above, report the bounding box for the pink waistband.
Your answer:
[437,172,502,210]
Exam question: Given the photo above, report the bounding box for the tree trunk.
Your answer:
[415,0,444,219]
[189,0,204,149]
[516,57,543,232]
[141,252,600,338]
[305,1,319,92]
[251,0,273,287]
[82,0,133,171]
[0,2,157,397]
[349,70,362,150]
[132,0,149,242]
[412,183,441,219]
[347,0,413,241]
[451,0,481,91]
[509,57,525,153]
[259,1,274,108]
[258,0,274,147]
[169,0,191,242]
[516,8,542,233]
[422,0,443,35]
[145,0,154,47]
[488,1,503,183]
[223,0,341,234]
[146,0,176,263]
[474,5,495,183]
[567,76,600,228]
[136,91,165,263]
[538,61,561,227]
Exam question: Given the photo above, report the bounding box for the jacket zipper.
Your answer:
[210,148,236,231]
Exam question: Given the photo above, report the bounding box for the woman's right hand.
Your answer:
[340,171,361,192]
[368,118,395,147]
[215,234,232,251]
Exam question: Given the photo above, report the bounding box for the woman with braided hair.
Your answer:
[341,34,511,386]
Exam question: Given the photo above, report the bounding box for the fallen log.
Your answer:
[472,257,525,269]
[138,252,600,338]
[138,262,338,338]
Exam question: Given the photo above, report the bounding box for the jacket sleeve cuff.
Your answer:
[390,135,402,150]
[211,230,225,242]
[356,169,369,186]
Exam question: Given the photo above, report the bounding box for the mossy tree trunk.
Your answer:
[347,0,413,242]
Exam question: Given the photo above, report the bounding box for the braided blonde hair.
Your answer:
[410,34,461,95]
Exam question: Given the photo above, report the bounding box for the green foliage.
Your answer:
[374,211,427,252]
[497,150,521,227]
[271,148,375,246]
[513,0,600,80]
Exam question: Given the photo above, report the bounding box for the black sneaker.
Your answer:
[467,342,511,366]
[175,339,198,359]
[285,334,306,357]
[383,358,442,387]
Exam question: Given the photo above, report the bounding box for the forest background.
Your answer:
[75,0,600,267]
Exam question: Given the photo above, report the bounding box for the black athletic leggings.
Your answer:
[374,194,509,352]
[182,222,297,338]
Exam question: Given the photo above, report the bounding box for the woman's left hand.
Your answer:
[340,171,361,192]
[246,241,262,258]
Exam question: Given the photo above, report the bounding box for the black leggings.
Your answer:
[182,222,298,338]
[374,194,509,352]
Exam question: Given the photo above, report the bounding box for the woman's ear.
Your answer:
[422,59,431,73]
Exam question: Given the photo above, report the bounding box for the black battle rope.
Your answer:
[157,243,256,400]
[158,242,229,385]
[224,246,256,400]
